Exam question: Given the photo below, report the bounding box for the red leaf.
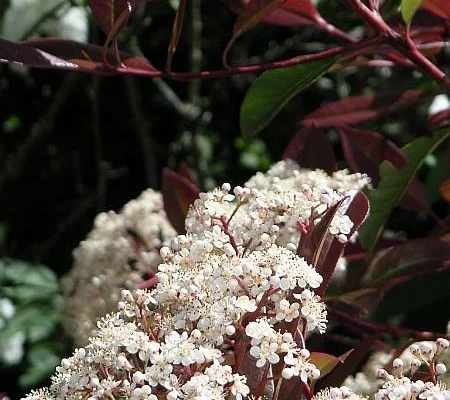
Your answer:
[87,0,143,35]
[263,0,320,26]
[339,126,429,211]
[282,128,337,173]
[166,0,187,72]
[223,0,288,65]
[423,0,450,20]
[0,38,78,70]
[162,167,200,234]
[315,191,370,297]
[316,334,379,390]
[301,90,424,128]
[21,38,157,73]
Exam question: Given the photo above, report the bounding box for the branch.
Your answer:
[339,0,450,93]
[102,36,385,79]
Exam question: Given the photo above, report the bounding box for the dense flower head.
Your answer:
[27,163,373,400]
[62,189,176,345]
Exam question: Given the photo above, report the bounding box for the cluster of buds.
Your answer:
[26,161,373,400]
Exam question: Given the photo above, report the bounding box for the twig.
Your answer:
[104,36,385,79]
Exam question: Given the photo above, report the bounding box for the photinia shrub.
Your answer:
[0,0,449,398]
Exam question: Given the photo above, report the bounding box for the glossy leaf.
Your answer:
[162,167,200,234]
[315,191,370,297]
[298,199,345,268]
[339,126,429,211]
[301,90,424,128]
[282,128,336,173]
[0,38,78,70]
[166,0,187,71]
[359,129,449,253]
[365,234,450,288]
[21,38,157,73]
[401,0,425,25]
[309,351,350,379]
[223,0,287,65]
[263,0,320,26]
[240,58,336,137]
[297,191,369,297]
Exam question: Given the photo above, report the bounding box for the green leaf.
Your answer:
[240,58,336,137]
[0,260,59,292]
[359,129,449,253]
[19,343,61,388]
[401,0,425,25]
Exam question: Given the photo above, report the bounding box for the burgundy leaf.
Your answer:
[0,38,78,70]
[301,90,424,128]
[315,334,379,390]
[22,38,157,73]
[263,0,320,26]
[162,167,200,234]
[297,199,345,268]
[222,0,287,65]
[364,233,450,290]
[177,163,200,188]
[339,125,429,211]
[282,128,337,173]
[423,0,450,20]
[87,0,143,35]
[316,191,370,297]
[166,0,187,72]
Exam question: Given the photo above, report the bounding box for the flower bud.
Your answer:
[435,363,447,375]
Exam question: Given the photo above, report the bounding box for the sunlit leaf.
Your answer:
[359,129,449,253]
[240,58,336,137]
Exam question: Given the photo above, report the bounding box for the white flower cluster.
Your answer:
[345,334,450,397]
[62,189,176,345]
[25,162,371,399]
[245,160,370,246]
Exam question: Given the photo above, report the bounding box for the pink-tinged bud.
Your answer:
[221,182,231,193]
[409,344,420,355]
[410,358,421,374]
[377,368,390,379]
[436,338,449,356]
